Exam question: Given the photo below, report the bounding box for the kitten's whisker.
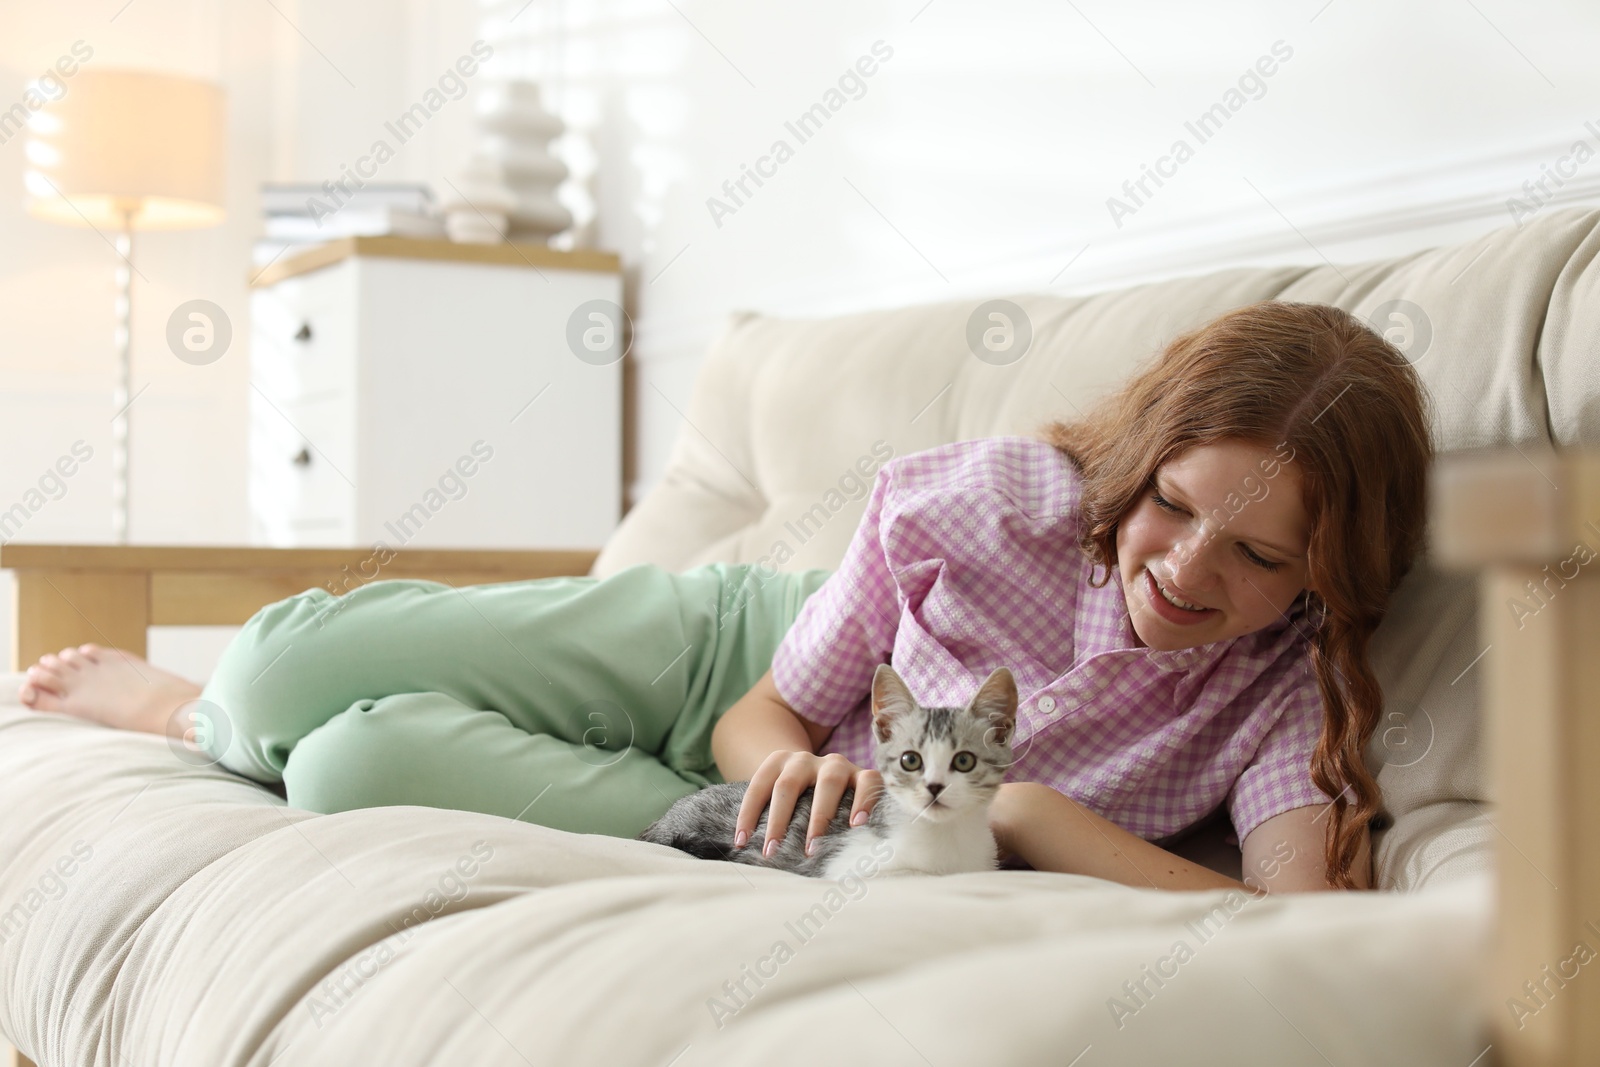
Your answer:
[909,797,941,825]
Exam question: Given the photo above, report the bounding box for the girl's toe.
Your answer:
[27,663,64,690]
[58,648,84,668]
[19,683,63,712]
[78,644,103,662]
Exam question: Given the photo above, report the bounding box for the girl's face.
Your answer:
[1114,440,1312,651]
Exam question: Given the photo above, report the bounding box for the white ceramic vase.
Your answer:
[442,80,572,245]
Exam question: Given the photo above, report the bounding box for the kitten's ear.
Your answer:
[968,667,1018,747]
[871,663,917,744]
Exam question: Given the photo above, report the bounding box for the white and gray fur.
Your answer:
[637,663,1017,879]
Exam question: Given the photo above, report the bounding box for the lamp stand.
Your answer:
[112,208,134,545]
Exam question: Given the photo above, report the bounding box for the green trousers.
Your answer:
[197,562,833,839]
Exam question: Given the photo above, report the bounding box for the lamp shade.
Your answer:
[24,68,225,230]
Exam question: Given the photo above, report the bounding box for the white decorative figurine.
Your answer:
[442,80,573,244]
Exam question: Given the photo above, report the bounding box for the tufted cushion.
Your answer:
[594,206,1600,892]
[0,706,1491,1066]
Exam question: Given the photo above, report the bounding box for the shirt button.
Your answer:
[1037,695,1058,714]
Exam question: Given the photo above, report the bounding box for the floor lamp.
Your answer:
[24,69,225,544]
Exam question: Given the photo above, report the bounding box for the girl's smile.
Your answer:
[1143,566,1218,622]
[1116,440,1313,651]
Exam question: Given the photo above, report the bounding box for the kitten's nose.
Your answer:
[926,782,945,799]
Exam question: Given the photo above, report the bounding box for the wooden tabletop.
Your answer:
[0,542,601,575]
[2,542,603,658]
[250,236,623,288]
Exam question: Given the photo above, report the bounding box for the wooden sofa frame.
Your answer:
[3,447,1597,1066]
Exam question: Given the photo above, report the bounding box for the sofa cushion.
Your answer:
[0,705,1494,1066]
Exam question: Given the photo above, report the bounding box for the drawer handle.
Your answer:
[293,323,313,343]
[292,446,312,467]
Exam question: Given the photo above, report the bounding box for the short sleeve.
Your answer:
[1225,665,1334,846]
[769,462,902,727]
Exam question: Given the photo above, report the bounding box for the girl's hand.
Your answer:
[735,750,884,859]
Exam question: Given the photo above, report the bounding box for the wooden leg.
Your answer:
[10,569,149,671]
[1481,566,1600,1065]
[1433,449,1600,1067]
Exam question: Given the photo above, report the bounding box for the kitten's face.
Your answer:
[870,664,1017,823]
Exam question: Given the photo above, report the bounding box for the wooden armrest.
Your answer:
[1432,448,1600,1067]
[2,543,599,670]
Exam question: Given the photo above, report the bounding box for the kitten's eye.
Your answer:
[899,751,923,772]
[951,751,976,772]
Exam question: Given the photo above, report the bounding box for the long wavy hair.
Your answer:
[1033,300,1432,890]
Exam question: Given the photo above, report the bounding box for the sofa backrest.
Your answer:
[593,205,1600,887]
[598,206,1598,579]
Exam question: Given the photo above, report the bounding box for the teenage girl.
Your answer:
[17,300,1429,893]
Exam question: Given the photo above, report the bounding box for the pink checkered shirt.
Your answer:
[769,435,1333,847]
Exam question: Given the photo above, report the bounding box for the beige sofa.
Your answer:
[6,204,1598,1064]
[596,213,1600,892]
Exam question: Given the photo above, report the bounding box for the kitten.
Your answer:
[637,663,1017,880]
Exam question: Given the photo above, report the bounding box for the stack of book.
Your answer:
[253,182,446,267]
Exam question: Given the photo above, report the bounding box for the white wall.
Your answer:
[480,0,1600,504]
[4,0,1600,687]
[0,0,480,678]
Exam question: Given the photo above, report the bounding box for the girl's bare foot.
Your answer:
[17,644,203,736]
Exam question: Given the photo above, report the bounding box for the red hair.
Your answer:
[1034,300,1432,890]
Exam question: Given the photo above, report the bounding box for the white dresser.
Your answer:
[247,237,624,551]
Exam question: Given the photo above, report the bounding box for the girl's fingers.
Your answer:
[734,754,786,848]
[734,755,876,858]
[805,755,862,851]
[762,764,807,856]
[848,769,884,827]
[806,763,851,851]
